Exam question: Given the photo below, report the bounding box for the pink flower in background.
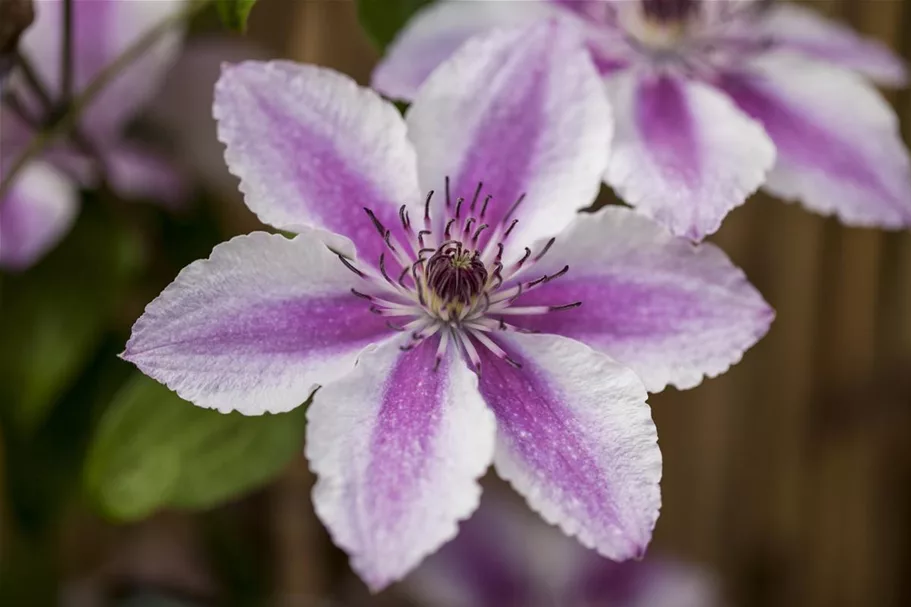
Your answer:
[405,495,722,607]
[0,0,188,270]
[123,23,771,591]
[374,0,911,240]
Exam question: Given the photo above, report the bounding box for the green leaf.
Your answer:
[215,0,258,33]
[355,0,434,51]
[0,203,144,434]
[84,375,307,521]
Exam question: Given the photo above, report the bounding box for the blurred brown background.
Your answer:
[41,1,911,606]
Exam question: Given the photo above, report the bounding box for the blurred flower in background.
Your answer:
[403,493,722,607]
[1,0,188,270]
[375,0,911,240]
[152,35,274,201]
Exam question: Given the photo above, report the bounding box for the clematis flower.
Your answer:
[123,23,772,591]
[404,495,722,607]
[373,0,911,240]
[0,0,188,270]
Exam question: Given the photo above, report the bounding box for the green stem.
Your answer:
[0,0,213,201]
[15,51,53,111]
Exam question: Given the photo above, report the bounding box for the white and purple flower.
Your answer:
[123,23,772,591]
[404,495,722,607]
[374,0,911,240]
[0,0,187,270]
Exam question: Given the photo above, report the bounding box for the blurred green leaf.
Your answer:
[356,0,434,50]
[215,0,257,33]
[0,202,144,434]
[84,375,306,521]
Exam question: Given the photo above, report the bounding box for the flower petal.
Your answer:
[214,61,422,259]
[575,558,722,607]
[18,0,187,140]
[605,70,775,241]
[372,0,558,101]
[477,332,661,562]
[122,231,389,415]
[0,162,79,270]
[514,207,773,392]
[719,52,911,228]
[152,37,275,197]
[407,497,541,607]
[104,143,189,209]
[759,3,907,87]
[406,21,611,253]
[307,335,495,591]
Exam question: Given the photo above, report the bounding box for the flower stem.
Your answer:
[0,0,213,201]
[14,51,53,111]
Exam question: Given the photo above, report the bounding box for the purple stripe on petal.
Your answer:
[759,3,907,87]
[479,346,634,554]
[248,89,403,251]
[147,294,387,358]
[516,278,719,341]
[721,74,885,200]
[363,338,446,531]
[215,62,422,259]
[308,336,495,591]
[476,332,661,562]
[637,75,700,188]
[124,232,390,415]
[717,54,911,227]
[449,48,548,234]
[407,22,612,256]
[606,71,774,240]
[509,207,772,392]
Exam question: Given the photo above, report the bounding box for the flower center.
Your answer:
[622,0,697,50]
[425,242,488,312]
[336,179,581,372]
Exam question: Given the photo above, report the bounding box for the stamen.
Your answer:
[364,207,387,238]
[469,329,522,368]
[457,331,482,374]
[337,255,365,278]
[480,194,493,219]
[444,218,456,239]
[533,237,556,262]
[527,265,569,288]
[399,204,411,232]
[549,301,582,311]
[469,181,483,212]
[349,182,583,370]
[424,190,434,224]
[515,247,532,269]
[503,193,527,223]
[434,329,451,371]
[471,224,490,246]
[378,254,397,287]
[503,218,519,238]
[463,217,476,237]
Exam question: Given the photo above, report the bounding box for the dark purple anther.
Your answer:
[425,243,488,305]
[641,0,698,23]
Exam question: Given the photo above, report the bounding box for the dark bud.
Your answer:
[0,0,34,84]
[425,244,488,306]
